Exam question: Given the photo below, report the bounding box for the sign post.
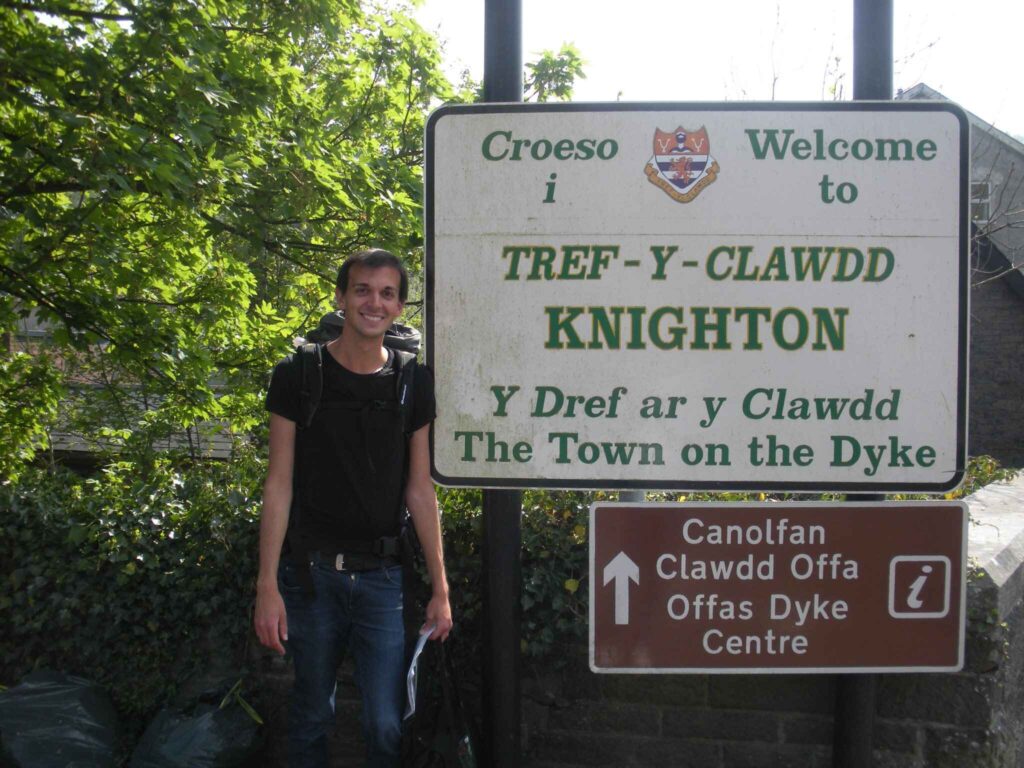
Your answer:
[590,502,967,673]
[479,2,523,767]
[841,3,894,763]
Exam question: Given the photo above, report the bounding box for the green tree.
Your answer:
[455,42,587,104]
[0,3,589,478]
[0,0,451,475]
[524,43,586,102]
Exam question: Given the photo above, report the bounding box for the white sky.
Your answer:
[414,0,1024,139]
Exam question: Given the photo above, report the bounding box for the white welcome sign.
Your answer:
[425,103,968,491]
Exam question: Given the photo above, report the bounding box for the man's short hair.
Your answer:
[336,249,409,303]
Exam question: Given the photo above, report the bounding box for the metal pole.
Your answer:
[833,4,892,766]
[481,3,523,766]
[833,670,878,768]
[481,489,522,767]
[484,0,522,103]
[853,0,893,100]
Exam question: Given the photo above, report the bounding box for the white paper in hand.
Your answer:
[404,625,435,720]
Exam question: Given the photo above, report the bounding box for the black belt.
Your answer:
[309,550,400,572]
[332,535,400,557]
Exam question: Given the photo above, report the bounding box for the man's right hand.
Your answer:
[254,583,288,655]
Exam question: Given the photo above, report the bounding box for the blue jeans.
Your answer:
[280,560,405,768]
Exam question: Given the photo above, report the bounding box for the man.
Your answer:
[255,249,452,768]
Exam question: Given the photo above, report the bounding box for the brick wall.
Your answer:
[521,663,836,767]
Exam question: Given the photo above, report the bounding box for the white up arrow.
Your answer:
[603,551,640,625]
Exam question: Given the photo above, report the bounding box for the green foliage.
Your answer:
[0,0,590,476]
[948,454,1018,498]
[0,452,264,730]
[434,487,598,665]
[453,42,587,105]
[433,487,483,642]
[0,352,62,480]
[519,490,595,658]
[524,44,586,103]
[0,0,452,473]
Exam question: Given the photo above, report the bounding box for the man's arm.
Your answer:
[254,413,296,655]
[405,423,453,641]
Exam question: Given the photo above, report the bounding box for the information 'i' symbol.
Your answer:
[888,556,951,619]
[906,564,933,609]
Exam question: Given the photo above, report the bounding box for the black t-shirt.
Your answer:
[266,346,435,547]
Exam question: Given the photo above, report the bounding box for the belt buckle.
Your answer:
[335,553,345,571]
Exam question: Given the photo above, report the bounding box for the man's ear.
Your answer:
[335,286,344,311]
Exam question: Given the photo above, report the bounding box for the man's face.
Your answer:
[336,264,405,340]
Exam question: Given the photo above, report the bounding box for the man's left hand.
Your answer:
[423,594,453,641]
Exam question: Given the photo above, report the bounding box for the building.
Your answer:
[899,83,1024,467]
[6,309,234,469]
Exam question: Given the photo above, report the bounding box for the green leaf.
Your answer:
[168,54,192,73]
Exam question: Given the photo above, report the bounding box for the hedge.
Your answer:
[0,451,264,734]
[1,452,1015,738]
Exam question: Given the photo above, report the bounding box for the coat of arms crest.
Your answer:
[645,126,719,203]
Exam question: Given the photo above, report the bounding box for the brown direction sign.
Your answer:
[590,502,966,673]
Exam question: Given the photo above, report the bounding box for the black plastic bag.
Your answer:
[0,671,120,768]
[129,681,262,768]
[402,640,478,768]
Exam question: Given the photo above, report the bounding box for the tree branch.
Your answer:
[1,1,134,22]
[972,262,1024,288]
[195,210,330,278]
[2,180,91,200]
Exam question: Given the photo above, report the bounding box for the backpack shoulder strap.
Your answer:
[297,343,323,429]
[392,350,417,436]
[287,343,322,594]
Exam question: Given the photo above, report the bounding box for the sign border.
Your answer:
[425,101,970,493]
[587,500,968,674]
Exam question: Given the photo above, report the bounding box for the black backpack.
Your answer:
[293,310,422,432]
